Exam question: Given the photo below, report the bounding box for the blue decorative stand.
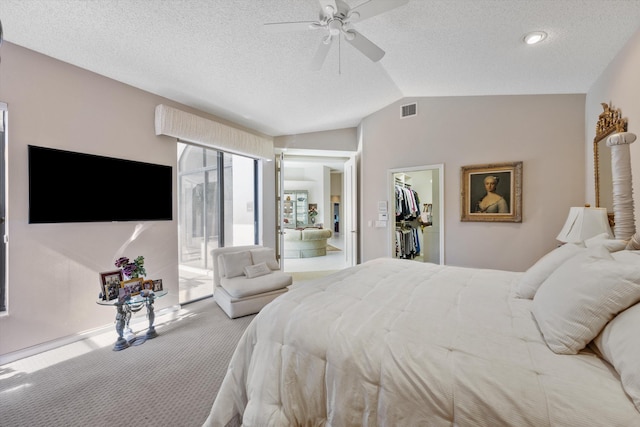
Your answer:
[97,290,167,351]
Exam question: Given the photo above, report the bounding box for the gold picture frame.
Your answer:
[142,279,154,290]
[121,277,144,297]
[461,161,522,223]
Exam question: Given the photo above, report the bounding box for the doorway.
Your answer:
[389,164,444,264]
[278,153,355,273]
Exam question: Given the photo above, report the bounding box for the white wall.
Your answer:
[586,27,640,229]
[0,43,270,358]
[359,95,586,272]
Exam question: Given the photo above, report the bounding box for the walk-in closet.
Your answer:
[390,166,442,264]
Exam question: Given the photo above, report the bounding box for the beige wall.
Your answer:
[0,43,267,358]
[359,95,586,271]
[586,27,640,228]
[275,128,358,152]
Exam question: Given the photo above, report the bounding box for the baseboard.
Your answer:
[0,304,181,366]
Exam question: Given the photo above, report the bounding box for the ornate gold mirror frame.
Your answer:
[594,102,627,220]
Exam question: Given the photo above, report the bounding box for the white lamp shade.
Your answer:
[556,207,613,243]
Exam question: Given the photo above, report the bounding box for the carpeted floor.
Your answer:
[0,298,254,427]
[289,270,340,283]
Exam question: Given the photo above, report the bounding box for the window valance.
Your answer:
[154,104,273,160]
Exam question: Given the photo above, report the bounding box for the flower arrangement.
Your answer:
[115,255,146,279]
[308,206,318,224]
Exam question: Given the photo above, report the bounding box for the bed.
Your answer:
[204,244,640,426]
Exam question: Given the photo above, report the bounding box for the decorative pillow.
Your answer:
[584,232,627,252]
[532,245,640,354]
[515,243,584,299]
[243,262,272,279]
[217,256,226,278]
[221,251,252,279]
[592,302,640,412]
[250,248,280,270]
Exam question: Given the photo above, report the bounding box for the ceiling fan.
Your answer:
[264,0,409,70]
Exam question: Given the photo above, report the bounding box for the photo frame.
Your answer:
[142,279,154,290]
[152,279,163,292]
[121,277,144,297]
[460,161,522,223]
[100,270,124,301]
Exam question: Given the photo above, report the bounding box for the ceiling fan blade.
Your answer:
[263,21,317,33]
[318,0,338,18]
[350,0,409,21]
[310,38,332,70]
[344,30,385,62]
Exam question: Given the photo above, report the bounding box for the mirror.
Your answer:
[594,102,627,222]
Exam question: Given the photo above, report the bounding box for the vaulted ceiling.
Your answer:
[2,0,640,137]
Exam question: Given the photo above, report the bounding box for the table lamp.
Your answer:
[556,207,613,243]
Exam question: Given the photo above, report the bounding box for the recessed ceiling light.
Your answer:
[523,31,547,45]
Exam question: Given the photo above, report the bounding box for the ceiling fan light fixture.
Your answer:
[523,31,547,45]
[344,30,356,41]
[328,19,341,35]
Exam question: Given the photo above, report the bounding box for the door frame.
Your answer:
[388,164,444,264]
[343,154,358,266]
[276,150,358,269]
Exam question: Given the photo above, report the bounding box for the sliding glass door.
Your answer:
[177,143,257,303]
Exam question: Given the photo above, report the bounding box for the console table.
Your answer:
[97,290,167,351]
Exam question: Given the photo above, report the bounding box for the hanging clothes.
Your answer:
[395,224,420,259]
[394,184,421,220]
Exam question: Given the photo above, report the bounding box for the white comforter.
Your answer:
[204,258,640,426]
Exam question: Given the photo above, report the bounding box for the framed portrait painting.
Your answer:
[460,161,522,223]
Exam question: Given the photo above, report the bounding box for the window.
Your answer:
[177,143,257,303]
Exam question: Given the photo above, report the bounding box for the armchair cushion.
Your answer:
[250,248,280,270]
[221,251,253,278]
[221,272,292,299]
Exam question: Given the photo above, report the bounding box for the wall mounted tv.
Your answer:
[28,145,173,224]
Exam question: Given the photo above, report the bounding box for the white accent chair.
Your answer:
[211,245,292,319]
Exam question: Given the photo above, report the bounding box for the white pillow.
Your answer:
[515,243,584,299]
[250,248,280,270]
[243,262,272,279]
[584,232,627,252]
[532,245,640,354]
[593,302,640,412]
[217,256,226,278]
[221,251,252,278]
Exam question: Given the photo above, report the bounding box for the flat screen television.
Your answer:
[28,145,173,224]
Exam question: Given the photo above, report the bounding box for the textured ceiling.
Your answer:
[2,0,640,137]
